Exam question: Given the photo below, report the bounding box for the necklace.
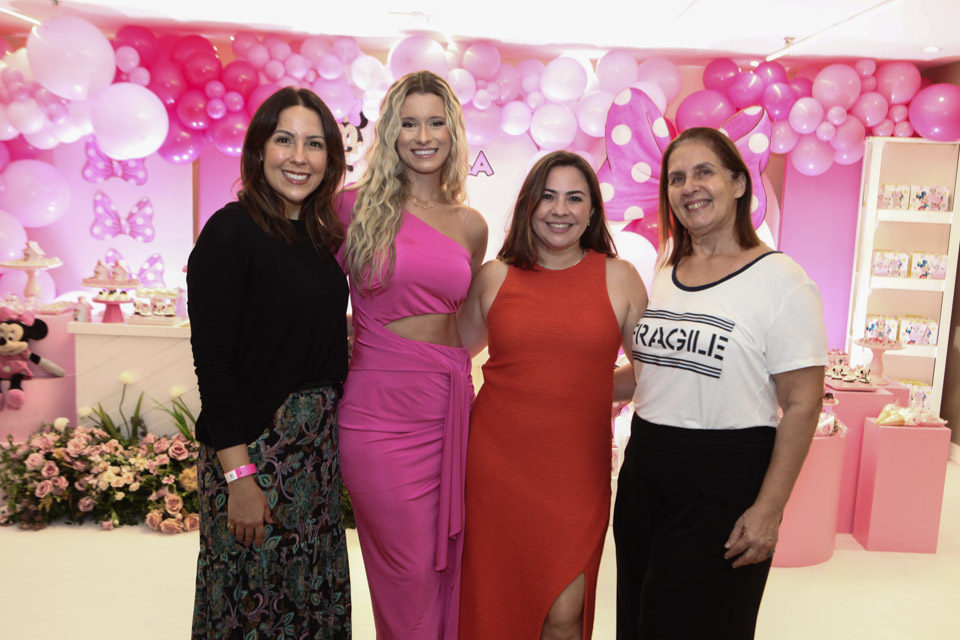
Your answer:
[538,249,587,270]
[405,195,440,210]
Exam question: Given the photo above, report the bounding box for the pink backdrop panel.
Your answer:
[196,140,241,236]
[779,159,863,349]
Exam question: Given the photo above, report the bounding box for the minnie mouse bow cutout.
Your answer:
[0,305,35,326]
[104,249,166,288]
[81,136,148,186]
[597,88,772,240]
[90,191,156,243]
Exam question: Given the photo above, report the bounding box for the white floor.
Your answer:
[2,462,958,639]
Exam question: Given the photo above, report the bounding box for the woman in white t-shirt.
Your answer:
[613,127,827,639]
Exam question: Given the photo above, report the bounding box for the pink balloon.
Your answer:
[530,103,577,150]
[157,110,204,164]
[788,97,824,134]
[246,83,280,118]
[834,144,865,166]
[888,104,908,124]
[27,16,116,101]
[332,37,359,63]
[754,61,787,87]
[299,36,331,65]
[492,64,522,104]
[0,142,8,173]
[245,44,270,69]
[676,89,736,131]
[596,51,638,94]
[0,268,55,302]
[462,43,501,80]
[473,89,493,111]
[114,25,159,67]
[148,60,187,106]
[0,160,70,227]
[223,91,244,113]
[727,71,765,109]
[830,117,866,152]
[576,91,615,137]
[208,111,248,156]
[129,67,150,87]
[760,82,796,121]
[788,77,813,99]
[816,121,836,141]
[317,54,344,81]
[894,120,914,138]
[115,46,140,73]
[390,36,449,79]
[462,103,502,146]
[500,100,532,136]
[636,57,682,103]
[206,98,226,120]
[791,133,834,176]
[0,209,27,263]
[92,82,169,159]
[171,35,215,66]
[263,60,285,82]
[205,80,226,99]
[222,60,258,98]
[826,105,847,126]
[875,61,921,105]
[268,39,292,62]
[447,68,477,104]
[812,64,861,110]
[850,92,888,127]
[311,77,355,120]
[183,50,222,89]
[771,121,799,154]
[854,59,876,78]
[872,119,894,137]
[861,76,877,92]
[176,89,210,130]
[541,57,588,103]
[703,58,740,93]
[231,32,260,59]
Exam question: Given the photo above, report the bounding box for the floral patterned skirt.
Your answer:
[192,386,351,639]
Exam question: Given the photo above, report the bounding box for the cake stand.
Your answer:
[0,257,62,299]
[92,296,135,323]
[81,277,140,323]
[853,339,904,384]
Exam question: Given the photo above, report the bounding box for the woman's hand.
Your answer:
[723,502,781,568]
[227,475,274,548]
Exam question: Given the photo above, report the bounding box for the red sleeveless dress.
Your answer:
[459,250,622,638]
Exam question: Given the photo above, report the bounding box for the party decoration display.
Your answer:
[105,248,166,287]
[90,191,156,242]
[81,136,148,185]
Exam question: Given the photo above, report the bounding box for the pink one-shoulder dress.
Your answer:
[335,189,474,639]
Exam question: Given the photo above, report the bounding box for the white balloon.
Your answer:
[26,17,115,100]
[91,83,169,160]
[6,99,44,134]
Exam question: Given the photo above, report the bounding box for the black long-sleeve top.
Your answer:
[187,202,348,450]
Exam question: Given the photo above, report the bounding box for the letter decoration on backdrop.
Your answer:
[597,88,771,251]
[89,191,156,242]
[81,136,148,185]
[104,248,165,288]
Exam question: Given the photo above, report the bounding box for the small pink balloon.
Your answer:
[176,89,210,130]
[206,98,226,120]
[223,91,244,113]
[269,40,292,62]
[850,91,888,127]
[114,25,159,67]
[222,60,259,98]
[875,61,921,105]
[205,80,226,99]
[231,32,260,59]
[791,133,834,176]
[246,83,280,118]
[541,57,588,103]
[462,103,502,147]
[636,56,682,103]
[826,105,847,126]
[788,97,824,134]
[908,83,960,141]
[332,37,359,63]
[760,82,796,121]
[299,36,331,65]
[0,142,9,173]
[171,34,215,66]
[129,67,150,86]
[318,54,345,81]
[754,61,787,87]
[492,64,522,104]
[263,59,285,82]
[788,77,813,100]
[727,71,765,109]
[576,91,615,137]
[854,59,876,78]
[893,121,914,137]
[148,60,187,106]
[834,144,865,166]
[208,111,248,156]
[462,43,501,81]
[530,103,577,151]
[500,100,532,136]
[830,117,866,152]
[596,50,638,94]
[861,76,877,92]
[245,43,270,69]
[812,64,862,110]
[157,109,204,164]
[183,50,222,89]
[526,91,545,111]
[676,89,736,131]
[872,119,894,137]
[703,58,740,93]
[816,120,836,141]
[115,45,140,73]
[283,53,310,80]
[447,68,477,104]
[888,103,908,124]
[473,89,493,111]
[311,77,355,120]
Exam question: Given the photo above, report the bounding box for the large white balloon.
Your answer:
[26,17,116,100]
[91,83,169,160]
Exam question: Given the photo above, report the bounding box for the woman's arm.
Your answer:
[723,364,824,567]
[462,207,489,276]
[458,259,507,357]
[607,258,648,402]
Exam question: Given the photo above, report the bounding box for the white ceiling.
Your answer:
[0,0,957,68]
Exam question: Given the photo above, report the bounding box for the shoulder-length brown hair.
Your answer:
[657,126,760,266]
[238,86,346,255]
[499,150,616,270]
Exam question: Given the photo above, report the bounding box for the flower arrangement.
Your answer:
[0,378,200,534]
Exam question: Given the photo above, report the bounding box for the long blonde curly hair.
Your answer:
[343,71,470,294]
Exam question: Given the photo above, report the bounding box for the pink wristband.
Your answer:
[224,463,257,483]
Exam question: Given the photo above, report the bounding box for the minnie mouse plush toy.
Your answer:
[0,306,65,410]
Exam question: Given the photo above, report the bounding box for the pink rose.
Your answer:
[172,433,189,444]
[40,460,60,478]
[34,480,53,498]
[78,496,95,512]
[75,479,88,491]
[161,475,175,485]
[155,454,170,466]
[183,512,200,532]
[159,518,184,534]
[66,439,87,458]
[153,438,170,454]
[168,441,190,461]
[142,433,158,445]
[53,476,69,491]
[25,453,44,471]
[164,493,183,514]
[73,460,88,472]
[145,510,162,531]
[101,520,114,531]
[40,434,56,451]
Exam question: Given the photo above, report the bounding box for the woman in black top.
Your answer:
[188,87,351,638]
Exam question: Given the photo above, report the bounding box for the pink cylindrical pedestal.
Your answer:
[772,432,846,567]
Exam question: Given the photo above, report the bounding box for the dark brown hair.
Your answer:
[499,151,615,269]
[238,87,346,254]
[657,126,760,266]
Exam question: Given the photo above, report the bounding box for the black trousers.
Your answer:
[613,416,776,640]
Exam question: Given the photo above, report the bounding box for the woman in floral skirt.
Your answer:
[187,87,351,638]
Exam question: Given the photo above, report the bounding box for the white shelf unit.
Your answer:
[846,137,960,415]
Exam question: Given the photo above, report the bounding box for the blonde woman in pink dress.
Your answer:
[335,71,487,639]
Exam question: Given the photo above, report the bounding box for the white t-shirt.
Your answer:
[632,251,827,430]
